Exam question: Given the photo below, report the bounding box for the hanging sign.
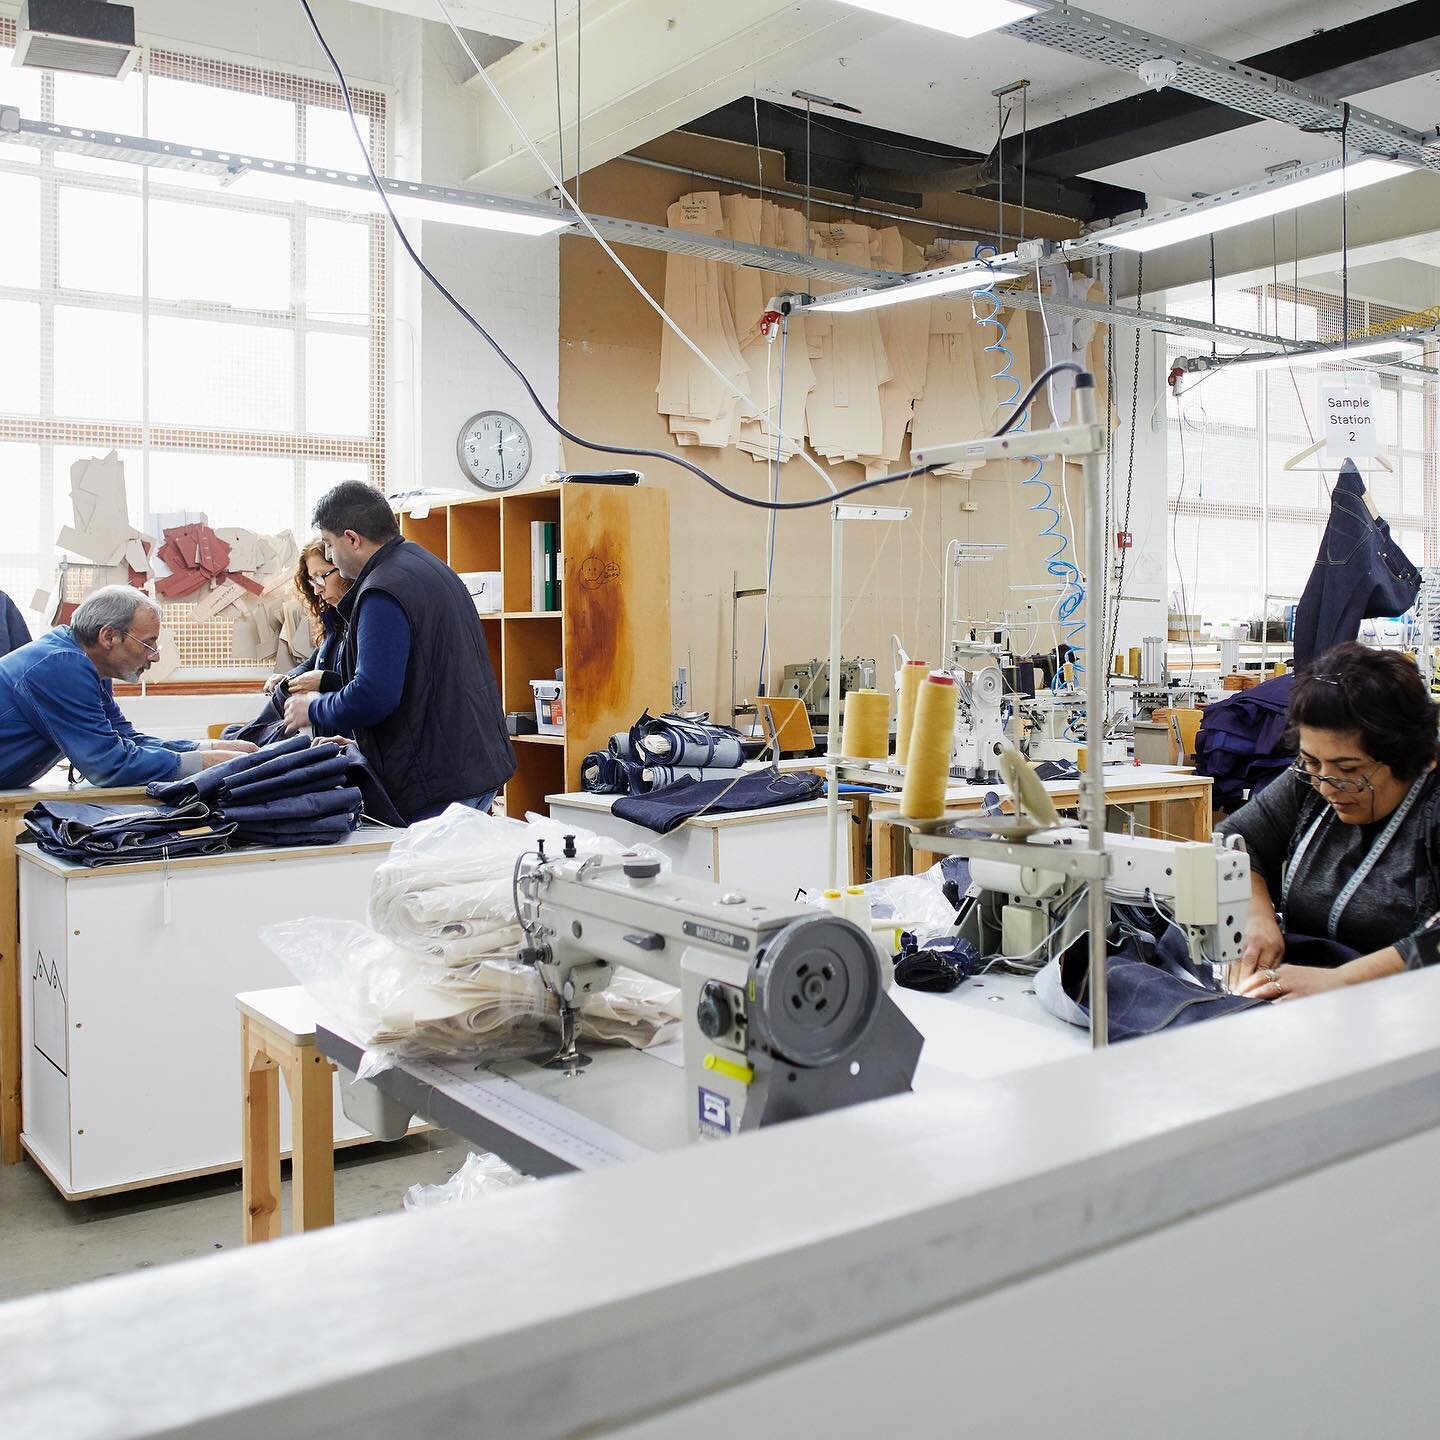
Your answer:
[1320,378,1379,459]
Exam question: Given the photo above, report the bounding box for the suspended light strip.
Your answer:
[223,161,574,235]
[0,111,573,236]
[836,0,1040,39]
[1097,156,1412,253]
[807,266,1024,313]
[1219,335,1427,373]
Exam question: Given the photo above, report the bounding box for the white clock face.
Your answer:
[458,411,532,491]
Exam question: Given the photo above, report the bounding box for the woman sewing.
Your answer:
[1221,643,1440,1001]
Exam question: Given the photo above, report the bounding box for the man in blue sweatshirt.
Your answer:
[283,482,514,822]
[0,586,255,790]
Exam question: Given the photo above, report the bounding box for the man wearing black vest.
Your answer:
[283,481,515,823]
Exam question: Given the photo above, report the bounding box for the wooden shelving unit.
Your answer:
[399,485,671,817]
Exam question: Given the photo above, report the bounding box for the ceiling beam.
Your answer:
[1018,1,1440,181]
[342,0,548,43]
[463,0,886,197]
[679,98,1145,223]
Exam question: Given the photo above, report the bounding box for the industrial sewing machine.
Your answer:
[514,847,923,1140]
[1018,690,1127,765]
[957,828,1250,978]
[780,657,877,724]
[948,647,1009,782]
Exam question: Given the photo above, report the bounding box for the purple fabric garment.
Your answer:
[1195,675,1295,811]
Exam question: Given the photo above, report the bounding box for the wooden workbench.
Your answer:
[867,766,1214,878]
[0,773,149,1165]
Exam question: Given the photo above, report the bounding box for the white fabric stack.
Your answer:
[261,807,681,1063]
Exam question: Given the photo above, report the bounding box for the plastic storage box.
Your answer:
[530,679,565,734]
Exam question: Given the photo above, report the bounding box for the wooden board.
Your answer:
[560,484,671,793]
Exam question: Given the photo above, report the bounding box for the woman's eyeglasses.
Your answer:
[1291,758,1381,795]
[308,567,340,590]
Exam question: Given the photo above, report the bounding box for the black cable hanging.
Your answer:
[294,0,1083,514]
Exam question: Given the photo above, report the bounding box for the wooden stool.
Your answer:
[236,987,335,1244]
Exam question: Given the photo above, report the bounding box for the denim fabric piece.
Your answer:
[582,749,630,794]
[1033,759,1081,781]
[341,748,406,827]
[1058,903,1263,1042]
[33,831,235,866]
[222,754,351,805]
[230,821,355,849]
[612,771,824,835]
[406,789,498,824]
[146,734,314,805]
[1292,461,1421,668]
[23,800,236,865]
[213,740,345,792]
[628,711,746,770]
[24,799,213,852]
[218,787,364,825]
[1194,675,1295,812]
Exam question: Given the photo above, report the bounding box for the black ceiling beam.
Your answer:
[679,98,1145,224]
[1024,0,1440,180]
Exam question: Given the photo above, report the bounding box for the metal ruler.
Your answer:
[404,1055,653,1171]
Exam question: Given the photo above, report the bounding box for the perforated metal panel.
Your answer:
[1004,5,1438,168]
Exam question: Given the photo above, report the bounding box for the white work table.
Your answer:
[545,791,853,896]
[19,827,401,1198]
[14,967,1440,1439]
[316,972,1084,1179]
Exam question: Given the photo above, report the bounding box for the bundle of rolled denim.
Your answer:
[581,709,747,796]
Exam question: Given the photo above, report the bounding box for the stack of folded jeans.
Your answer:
[147,735,365,848]
[23,800,235,866]
[581,710,748,796]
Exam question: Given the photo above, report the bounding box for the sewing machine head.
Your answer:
[515,851,923,1138]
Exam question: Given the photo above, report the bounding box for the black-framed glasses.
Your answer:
[1290,758,1382,795]
[308,567,340,590]
[123,630,161,660]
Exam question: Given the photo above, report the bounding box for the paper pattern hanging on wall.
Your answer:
[655,194,1108,478]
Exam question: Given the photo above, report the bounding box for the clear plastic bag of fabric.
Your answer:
[813,871,959,943]
[402,1150,533,1211]
[259,918,682,1072]
[367,805,660,966]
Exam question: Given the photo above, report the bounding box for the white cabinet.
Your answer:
[19,833,397,1198]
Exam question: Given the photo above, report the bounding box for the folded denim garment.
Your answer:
[222,755,352,805]
[613,770,823,835]
[25,799,213,852]
[24,800,235,866]
[229,817,358,849]
[146,734,316,805]
[218,786,363,826]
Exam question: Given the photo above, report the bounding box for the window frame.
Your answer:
[0,18,388,679]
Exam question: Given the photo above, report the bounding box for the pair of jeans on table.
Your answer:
[1292,459,1421,669]
[22,800,235,866]
[612,770,824,835]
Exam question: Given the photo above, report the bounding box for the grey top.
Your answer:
[1216,767,1440,968]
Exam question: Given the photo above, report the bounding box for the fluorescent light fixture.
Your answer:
[809,266,1023,313]
[836,0,1039,38]
[1222,336,1425,373]
[1099,157,1410,253]
[226,162,573,235]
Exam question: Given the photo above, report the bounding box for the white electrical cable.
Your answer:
[432,0,841,495]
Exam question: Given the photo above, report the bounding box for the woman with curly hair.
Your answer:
[1220,642,1440,1001]
[224,539,353,744]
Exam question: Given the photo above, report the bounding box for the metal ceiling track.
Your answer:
[8,113,1432,375]
[1001,4,1440,169]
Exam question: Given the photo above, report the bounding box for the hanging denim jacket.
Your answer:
[1292,460,1421,669]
